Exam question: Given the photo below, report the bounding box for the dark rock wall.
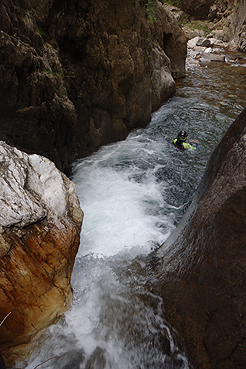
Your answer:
[0,0,187,171]
[179,0,214,18]
[147,108,246,369]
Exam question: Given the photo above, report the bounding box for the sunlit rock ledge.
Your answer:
[0,141,83,367]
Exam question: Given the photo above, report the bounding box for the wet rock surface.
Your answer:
[147,108,246,368]
[187,35,246,66]
[0,141,83,367]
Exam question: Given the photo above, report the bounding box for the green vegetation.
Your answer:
[182,19,211,36]
[21,8,46,39]
[24,9,33,18]
[44,66,63,79]
[162,1,212,36]
[144,1,158,23]
[44,65,66,97]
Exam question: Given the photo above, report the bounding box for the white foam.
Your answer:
[72,135,175,257]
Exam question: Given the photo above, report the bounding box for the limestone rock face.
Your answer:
[0,0,187,172]
[219,0,246,50]
[207,0,246,50]
[177,0,246,51]
[0,142,83,366]
[148,108,246,369]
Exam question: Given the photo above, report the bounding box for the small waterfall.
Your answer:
[24,53,246,369]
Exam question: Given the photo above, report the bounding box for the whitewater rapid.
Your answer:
[24,52,246,369]
[25,103,199,369]
[72,133,176,258]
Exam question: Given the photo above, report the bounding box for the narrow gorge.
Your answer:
[0,1,245,369]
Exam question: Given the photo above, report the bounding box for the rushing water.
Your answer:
[24,52,246,369]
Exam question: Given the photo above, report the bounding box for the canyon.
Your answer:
[0,1,245,368]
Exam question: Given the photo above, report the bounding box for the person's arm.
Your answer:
[183,142,197,149]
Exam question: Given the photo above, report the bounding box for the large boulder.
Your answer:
[0,0,187,172]
[179,0,214,18]
[147,108,246,369]
[0,141,83,367]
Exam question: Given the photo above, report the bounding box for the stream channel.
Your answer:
[25,50,246,369]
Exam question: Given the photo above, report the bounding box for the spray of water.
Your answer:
[24,54,245,369]
[72,135,176,258]
[24,122,190,369]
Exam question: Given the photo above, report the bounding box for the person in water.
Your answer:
[173,131,198,150]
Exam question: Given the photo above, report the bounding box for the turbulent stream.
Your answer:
[25,52,246,369]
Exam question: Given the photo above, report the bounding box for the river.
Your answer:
[24,51,246,369]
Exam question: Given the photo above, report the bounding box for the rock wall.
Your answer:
[0,0,187,172]
[179,0,214,18]
[176,0,246,50]
[0,141,83,367]
[147,108,246,369]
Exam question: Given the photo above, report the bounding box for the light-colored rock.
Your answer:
[188,36,201,49]
[151,46,176,111]
[202,53,225,62]
[204,47,213,53]
[0,143,72,228]
[207,37,226,47]
[0,142,83,367]
[187,35,230,63]
[177,0,246,51]
[183,26,206,40]
[210,29,225,40]
[228,39,239,51]
[188,36,225,50]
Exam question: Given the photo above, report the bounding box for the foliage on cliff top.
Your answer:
[143,0,158,23]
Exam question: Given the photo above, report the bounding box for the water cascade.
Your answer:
[24,53,246,369]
